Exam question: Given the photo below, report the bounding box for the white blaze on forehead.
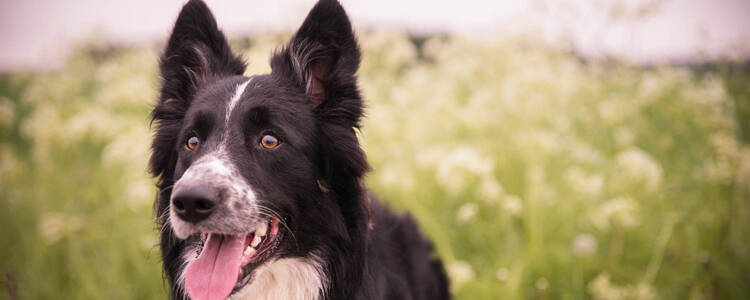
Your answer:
[226,78,252,128]
[218,78,252,152]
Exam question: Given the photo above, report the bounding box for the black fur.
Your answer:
[149,1,449,299]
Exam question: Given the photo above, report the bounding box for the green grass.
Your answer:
[1,32,748,299]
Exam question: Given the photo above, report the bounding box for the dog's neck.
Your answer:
[229,256,327,300]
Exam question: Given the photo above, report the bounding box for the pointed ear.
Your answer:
[270,0,361,108]
[272,1,370,234]
[150,0,245,184]
[158,0,245,106]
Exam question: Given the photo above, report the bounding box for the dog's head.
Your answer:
[149,0,369,299]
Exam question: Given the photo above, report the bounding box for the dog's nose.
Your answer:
[171,185,218,223]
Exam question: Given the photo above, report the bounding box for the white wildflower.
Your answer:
[502,195,523,216]
[590,197,640,231]
[709,132,739,158]
[588,272,655,300]
[495,268,510,282]
[436,147,494,193]
[20,105,64,164]
[65,107,127,141]
[38,213,84,245]
[101,126,150,171]
[615,147,663,190]
[447,261,475,288]
[477,176,503,204]
[361,30,417,72]
[94,72,154,107]
[525,130,562,154]
[700,132,741,182]
[527,166,556,204]
[563,167,604,197]
[683,75,727,106]
[456,202,479,223]
[570,142,604,165]
[572,233,598,257]
[377,165,400,188]
[637,73,665,100]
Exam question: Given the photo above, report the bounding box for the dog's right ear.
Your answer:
[158,0,245,107]
[150,0,245,183]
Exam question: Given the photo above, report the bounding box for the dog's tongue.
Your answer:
[185,234,245,300]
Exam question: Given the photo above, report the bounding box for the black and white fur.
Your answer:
[149,0,449,299]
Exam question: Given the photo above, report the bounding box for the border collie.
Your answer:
[149,0,449,299]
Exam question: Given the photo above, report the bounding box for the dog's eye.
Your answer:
[260,135,279,149]
[186,136,200,151]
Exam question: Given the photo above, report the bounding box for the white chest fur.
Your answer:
[229,257,326,300]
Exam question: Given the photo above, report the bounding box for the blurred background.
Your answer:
[1,0,749,299]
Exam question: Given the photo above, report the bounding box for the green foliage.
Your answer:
[1,32,748,299]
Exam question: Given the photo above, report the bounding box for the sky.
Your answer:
[0,0,749,70]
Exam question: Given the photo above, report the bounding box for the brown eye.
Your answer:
[186,136,200,151]
[260,135,279,149]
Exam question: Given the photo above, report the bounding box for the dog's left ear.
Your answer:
[273,1,371,228]
[271,0,361,110]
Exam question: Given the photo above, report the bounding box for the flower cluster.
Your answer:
[1,30,748,299]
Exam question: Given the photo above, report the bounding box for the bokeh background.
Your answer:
[1,0,749,299]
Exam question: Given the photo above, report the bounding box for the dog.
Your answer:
[149,0,449,299]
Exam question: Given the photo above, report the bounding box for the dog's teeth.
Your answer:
[244,246,255,256]
[256,222,268,237]
[250,235,262,247]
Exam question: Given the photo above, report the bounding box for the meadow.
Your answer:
[1,31,748,299]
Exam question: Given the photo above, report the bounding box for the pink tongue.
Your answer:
[185,234,245,300]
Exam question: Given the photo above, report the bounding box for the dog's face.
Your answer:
[149,1,368,299]
[169,75,318,238]
[171,74,321,299]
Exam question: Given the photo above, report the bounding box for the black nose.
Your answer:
[171,185,218,223]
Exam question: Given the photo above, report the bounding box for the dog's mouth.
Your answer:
[184,218,282,300]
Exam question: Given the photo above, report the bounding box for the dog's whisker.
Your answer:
[258,205,297,245]
[159,184,175,193]
[257,206,298,249]
[157,208,174,236]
